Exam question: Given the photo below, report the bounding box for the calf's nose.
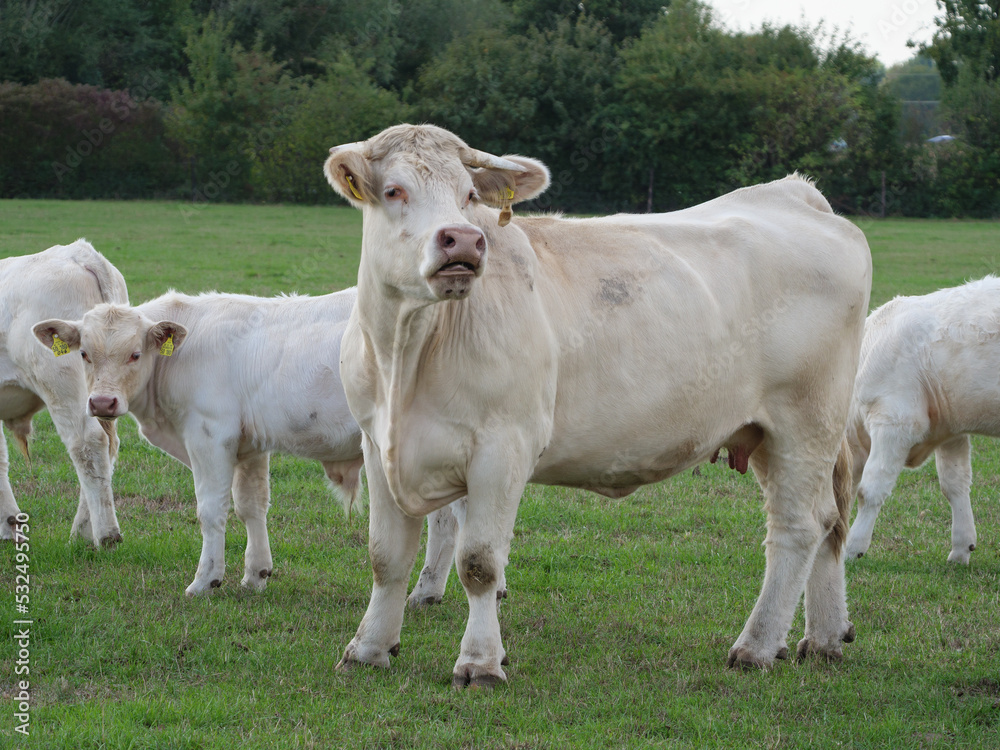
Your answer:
[436,225,486,268]
[88,395,119,418]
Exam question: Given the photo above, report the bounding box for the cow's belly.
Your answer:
[0,383,44,421]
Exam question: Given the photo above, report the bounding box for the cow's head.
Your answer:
[325,124,550,302]
[34,305,186,419]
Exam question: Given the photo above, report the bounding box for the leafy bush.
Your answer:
[0,77,182,199]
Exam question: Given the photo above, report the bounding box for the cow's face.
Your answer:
[325,124,550,302]
[34,305,186,419]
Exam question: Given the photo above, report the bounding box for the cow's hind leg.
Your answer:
[729,439,847,668]
[935,435,977,564]
[233,453,273,591]
[338,437,423,669]
[408,503,459,608]
[845,423,915,560]
[798,439,855,661]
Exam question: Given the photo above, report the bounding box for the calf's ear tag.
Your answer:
[51,335,70,357]
[159,335,174,357]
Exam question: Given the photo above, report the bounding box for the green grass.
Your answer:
[1,200,999,749]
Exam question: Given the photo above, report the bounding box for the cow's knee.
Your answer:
[457,545,498,598]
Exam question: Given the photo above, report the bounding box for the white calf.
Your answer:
[846,277,1000,563]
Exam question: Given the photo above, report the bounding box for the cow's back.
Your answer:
[856,278,1000,439]
[0,240,127,407]
[137,289,360,461]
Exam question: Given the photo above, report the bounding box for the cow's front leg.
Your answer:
[233,453,273,591]
[338,437,422,669]
[185,442,237,596]
[935,436,977,564]
[0,428,22,542]
[450,449,528,689]
[49,407,121,547]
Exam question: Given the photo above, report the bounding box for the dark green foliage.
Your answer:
[0,78,183,199]
[0,0,997,215]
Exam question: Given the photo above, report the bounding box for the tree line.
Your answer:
[1,0,997,216]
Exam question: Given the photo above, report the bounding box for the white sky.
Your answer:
[700,0,942,66]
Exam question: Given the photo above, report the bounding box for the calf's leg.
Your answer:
[845,423,914,560]
[186,443,237,595]
[935,435,977,564]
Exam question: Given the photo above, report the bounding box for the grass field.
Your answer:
[1,200,999,749]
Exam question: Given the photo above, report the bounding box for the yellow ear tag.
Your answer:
[345,174,364,201]
[51,335,70,357]
[159,335,174,357]
[498,186,515,227]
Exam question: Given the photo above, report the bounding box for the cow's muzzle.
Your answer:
[88,395,123,419]
[427,225,486,300]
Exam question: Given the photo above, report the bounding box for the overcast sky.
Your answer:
[700,0,942,66]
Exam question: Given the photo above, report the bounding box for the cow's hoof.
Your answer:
[451,664,506,690]
[407,594,442,609]
[947,545,974,564]
[240,574,268,592]
[185,579,220,597]
[496,588,508,602]
[99,531,123,548]
[796,623,854,662]
[336,641,398,671]
[726,646,775,670]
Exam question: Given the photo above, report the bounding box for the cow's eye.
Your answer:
[384,185,406,202]
[465,189,478,207]
[129,352,140,363]
[80,351,90,363]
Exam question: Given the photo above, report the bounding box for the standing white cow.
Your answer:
[324,124,872,687]
[34,288,464,597]
[1,239,127,546]
[846,276,1000,564]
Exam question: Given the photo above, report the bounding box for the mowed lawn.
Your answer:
[1,199,999,749]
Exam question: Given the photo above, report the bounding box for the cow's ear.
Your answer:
[145,321,187,355]
[325,145,374,207]
[472,156,550,205]
[33,319,81,353]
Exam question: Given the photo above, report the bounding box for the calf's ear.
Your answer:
[33,319,82,353]
[325,144,374,207]
[146,321,188,355]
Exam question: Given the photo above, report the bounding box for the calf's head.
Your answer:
[34,305,186,419]
[325,124,550,302]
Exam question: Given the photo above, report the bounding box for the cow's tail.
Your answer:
[98,418,119,464]
[4,417,33,469]
[323,457,366,517]
[829,435,854,560]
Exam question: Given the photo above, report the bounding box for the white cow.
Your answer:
[846,277,1000,564]
[1,239,127,546]
[324,124,872,687]
[34,288,464,598]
